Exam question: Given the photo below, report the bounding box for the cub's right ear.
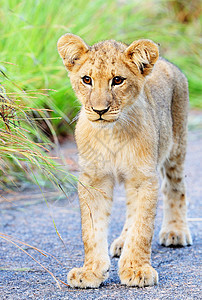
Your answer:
[57,33,89,71]
[125,39,159,76]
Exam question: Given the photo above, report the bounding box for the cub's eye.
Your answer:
[82,76,92,85]
[112,76,125,86]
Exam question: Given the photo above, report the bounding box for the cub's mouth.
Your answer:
[88,116,118,124]
[92,117,117,122]
[85,107,120,124]
[90,118,118,128]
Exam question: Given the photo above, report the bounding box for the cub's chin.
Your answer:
[89,118,117,129]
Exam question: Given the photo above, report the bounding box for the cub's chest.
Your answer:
[93,128,133,157]
[77,125,153,176]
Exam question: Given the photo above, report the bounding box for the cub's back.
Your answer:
[144,57,189,163]
[146,57,188,107]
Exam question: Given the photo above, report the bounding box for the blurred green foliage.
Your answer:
[0,0,201,136]
[0,83,78,193]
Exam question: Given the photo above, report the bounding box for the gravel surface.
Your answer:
[0,115,201,300]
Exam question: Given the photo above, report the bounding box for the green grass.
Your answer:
[0,0,201,138]
[0,82,77,194]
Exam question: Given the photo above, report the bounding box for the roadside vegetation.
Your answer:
[0,80,77,192]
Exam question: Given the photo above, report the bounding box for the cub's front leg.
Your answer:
[119,175,159,287]
[67,172,114,288]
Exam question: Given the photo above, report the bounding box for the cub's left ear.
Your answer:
[57,33,89,71]
[125,39,159,76]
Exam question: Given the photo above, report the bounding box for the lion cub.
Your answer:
[57,34,192,288]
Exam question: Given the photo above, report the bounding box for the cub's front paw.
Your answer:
[119,260,158,287]
[67,265,109,288]
[159,224,192,247]
[110,237,125,257]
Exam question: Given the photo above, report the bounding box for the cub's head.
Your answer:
[57,34,159,125]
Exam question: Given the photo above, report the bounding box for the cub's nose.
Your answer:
[92,106,110,116]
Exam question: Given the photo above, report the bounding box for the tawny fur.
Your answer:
[57,34,192,288]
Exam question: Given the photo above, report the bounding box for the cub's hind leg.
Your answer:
[160,154,192,246]
[110,183,138,258]
[110,210,132,258]
[159,74,192,247]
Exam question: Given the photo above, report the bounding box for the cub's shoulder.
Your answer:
[147,57,187,89]
[153,57,186,80]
